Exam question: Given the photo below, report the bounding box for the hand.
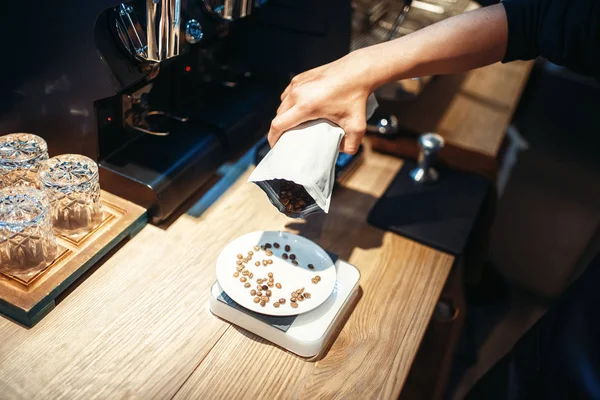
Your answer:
[267,51,375,155]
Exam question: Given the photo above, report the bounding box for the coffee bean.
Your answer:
[249,273,254,278]
[304,292,311,299]
[268,282,274,287]
[262,285,268,290]
[282,253,288,260]
[266,290,272,297]
[268,272,273,278]
[254,297,260,303]
[257,291,263,296]
[260,301,266,307]
[265,243,272,249]
[242,270,249,276]
[236,260,242,265]
[276,283,282,289]
[261,296,268,302]
[254,245,260,251]
[308,264,314,269]
[291,302,298,309]
[292,260,298,266]
[285,245,291,252]
[255,261,260,266]
[244,283,251,288]
[237,254,243,259]
[273,302,280,308]
[240,277,247,282]
[289,254,296,260]
[262,260,268,266]
[266,250,273,256]
[298,294,304,301]
[251,290,256,296]
[233,272,239,277]
[248,251,254,256]
[274,243,280,248]
[279,298,286,304]
[267,259,273,265]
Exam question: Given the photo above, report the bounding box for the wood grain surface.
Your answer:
[0,148,454,399]
[372,60,534,179]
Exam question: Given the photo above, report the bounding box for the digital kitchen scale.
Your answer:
[209,257,360,358]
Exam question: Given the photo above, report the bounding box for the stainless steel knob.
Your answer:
[410,133,445,183]
[367,115,399,136]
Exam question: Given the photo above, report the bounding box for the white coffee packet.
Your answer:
[249,94,379,218]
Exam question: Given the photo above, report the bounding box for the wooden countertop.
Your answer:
[373,60,534,180]
[0,148,453,399]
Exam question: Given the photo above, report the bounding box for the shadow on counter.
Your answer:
[284,186,386,264]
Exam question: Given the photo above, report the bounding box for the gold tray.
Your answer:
[0,191,147,327]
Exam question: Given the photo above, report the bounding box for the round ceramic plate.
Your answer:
[216,231,337,316]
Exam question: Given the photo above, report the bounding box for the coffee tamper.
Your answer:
[410,133,445,183]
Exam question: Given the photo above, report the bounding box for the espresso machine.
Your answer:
[0,0,351,223]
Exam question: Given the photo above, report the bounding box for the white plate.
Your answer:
[216,231,336,316]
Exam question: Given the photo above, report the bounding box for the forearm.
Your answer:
[354,4,509,90]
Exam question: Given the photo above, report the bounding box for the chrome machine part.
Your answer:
[146,0,182,62]
[410,133,445,183]
[203,0,268,21]
[116,4,149,61]
[115,0,183,63]
[367,115,399,136]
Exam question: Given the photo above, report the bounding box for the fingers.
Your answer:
[280,83,292,101]
[277,95,294,115]
[268,106,310,148]
[339,116,367,155]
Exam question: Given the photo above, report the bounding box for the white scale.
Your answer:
[209,258,360,358]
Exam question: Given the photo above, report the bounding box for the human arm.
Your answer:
[268,0,600,154]
[268,4,509,153]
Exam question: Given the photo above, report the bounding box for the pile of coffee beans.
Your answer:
[289,287,311,309]
[231,240,320,310]
[277,180,314,215]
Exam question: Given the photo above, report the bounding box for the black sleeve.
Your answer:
[502,0,600,77]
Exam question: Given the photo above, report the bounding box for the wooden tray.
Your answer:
[0,191,147,327]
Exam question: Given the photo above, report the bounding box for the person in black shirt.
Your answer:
[267,1,600,398]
